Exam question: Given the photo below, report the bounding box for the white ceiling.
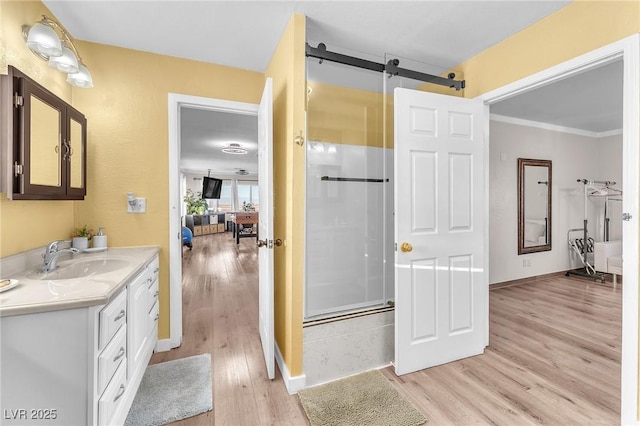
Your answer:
[43,1,571,73]
[180,108,258,177]
[46,1,617,175]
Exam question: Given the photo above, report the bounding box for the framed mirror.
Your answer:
[518,158,552,254]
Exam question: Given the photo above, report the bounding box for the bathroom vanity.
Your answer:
[0,247,159,426]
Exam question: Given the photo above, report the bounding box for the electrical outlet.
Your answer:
[526,259,532,267]
[522,259,527,267]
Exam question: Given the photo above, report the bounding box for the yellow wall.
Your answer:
[0,0,75,257]
[460,0,640,98]
[265,13,306,377]
[307,81,389,148]
[307,81,380,146]
[71,42,264,339]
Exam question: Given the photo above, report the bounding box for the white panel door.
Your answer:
[394,88,487,376]
[258,78,275,379]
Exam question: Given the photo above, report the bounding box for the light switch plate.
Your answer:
[127,198,146,213]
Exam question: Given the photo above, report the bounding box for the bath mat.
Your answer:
[124,353,212,426]
[298,370,427,426]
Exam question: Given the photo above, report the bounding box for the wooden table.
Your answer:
[231,212,259,244]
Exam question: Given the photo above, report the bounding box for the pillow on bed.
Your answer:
[524,221,546,243]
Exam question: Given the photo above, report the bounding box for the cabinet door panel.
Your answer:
[30,94,62,187]
[127,272,149,378]
[21,78,66,196]
[67,106,86,197]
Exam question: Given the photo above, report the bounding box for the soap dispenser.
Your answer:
[93,227,107,249]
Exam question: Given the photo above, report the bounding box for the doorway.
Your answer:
[167,94,260,351]
[481,34,639,424]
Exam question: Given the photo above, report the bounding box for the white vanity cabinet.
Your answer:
[0,254,159,426]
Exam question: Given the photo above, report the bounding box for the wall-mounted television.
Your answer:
[202,177,222,199]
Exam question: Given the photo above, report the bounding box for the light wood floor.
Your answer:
[151,233,622,425]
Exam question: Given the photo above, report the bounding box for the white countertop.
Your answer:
[0,246,159,317]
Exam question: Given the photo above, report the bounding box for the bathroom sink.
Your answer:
[29,258,131,280]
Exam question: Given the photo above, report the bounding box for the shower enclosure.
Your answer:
[302,39,467,386]
[304,45,394,319]
[304,43,452,320]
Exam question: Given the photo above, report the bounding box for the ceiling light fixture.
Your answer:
[22,15,93,88]
[221,143,248,155]
[236,169,250,175]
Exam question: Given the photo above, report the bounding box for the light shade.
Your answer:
[221,143,248,155]
[48,45,79,74]
[25,23,62,57]
[67,62,94,88]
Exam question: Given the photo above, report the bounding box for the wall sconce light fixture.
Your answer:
[22,15,94,88]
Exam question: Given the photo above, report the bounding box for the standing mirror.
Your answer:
[518,158,552,254]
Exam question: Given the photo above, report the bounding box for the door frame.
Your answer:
[479,34,640,425]
[165,93,259,351]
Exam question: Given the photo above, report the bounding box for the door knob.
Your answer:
[257,239,268,248]
[400,242,413,253]
[274,239,283,247]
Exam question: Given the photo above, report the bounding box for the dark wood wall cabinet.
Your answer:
[1,66,87,200]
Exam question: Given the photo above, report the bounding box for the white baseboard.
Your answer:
[155,338,173,353]
[275,342,306,394]
[155,334,182,353]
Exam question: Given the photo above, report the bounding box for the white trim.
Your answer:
[598,128,625,138]
[483,104,491,348]
[620,34,640,426]
[168,93,259,351]
[275,342,306,394]
[154,338,173,353]
[490,114,623,139]
[479,34,640,426]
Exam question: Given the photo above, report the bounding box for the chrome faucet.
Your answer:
[42,240,80,272]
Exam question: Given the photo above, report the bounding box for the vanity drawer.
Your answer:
[149,256,160,283]
[148,301,159,332]
[148,279,159,312]
[97,325,127,396]
[98,361,127,426]
[99,289,127,350]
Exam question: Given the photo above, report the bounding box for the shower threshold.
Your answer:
[303,304,394,327]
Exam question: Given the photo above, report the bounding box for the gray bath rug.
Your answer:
[125,353,212,426]
[298,369,427,426]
